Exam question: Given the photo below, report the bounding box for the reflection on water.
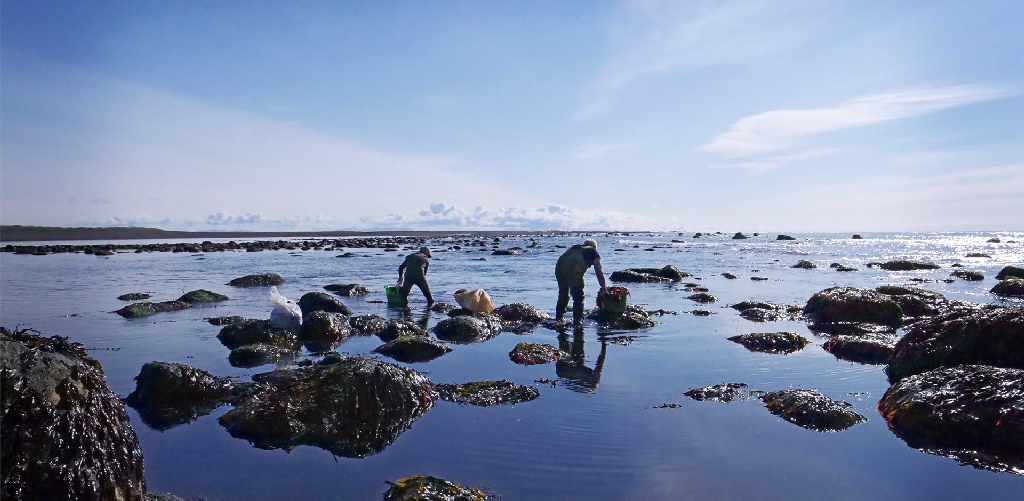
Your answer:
[2,232,1023,500]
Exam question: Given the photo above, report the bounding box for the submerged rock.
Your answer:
[684,383,750,402]
[349,314,388,335]
[228,344,295,368]
[878,365,1024,473]
[177,289,229,304]
[731,301,802,322]
[823,333,897,365]
[117,292,150,301]
[610,265,689,283]
[867,260,941,271]
[1,328,146,501]
[791,260,816,269]
[886,304,1024,382]
[992,278,1024,298]
[379,321,428,343]
[429,302,457,314]
[951,270,984,281]
[115,300,191,318]
[509,342,566,365]
[124,361,247,430]
[219,355,437,458]
[727,332,808,354]
[217,320,297,350]
[995,265,1024,280]
[323,283,370,296]
[804,286,902,327]
[687,293,717,303]
[874,286,947,318]
[297,292,352,316]
[437,380,539,406]
[760,390,866,432]
[374,336,451,363]
[433,313,503,344]
[228,273,284,287]
[384,474,487,501]
[494,303,551,323]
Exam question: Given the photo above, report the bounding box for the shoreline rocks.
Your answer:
[433,313,503,344]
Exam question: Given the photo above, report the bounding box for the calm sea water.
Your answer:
[2,232,1023,500]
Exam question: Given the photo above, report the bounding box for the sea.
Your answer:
[1,231,1022,500]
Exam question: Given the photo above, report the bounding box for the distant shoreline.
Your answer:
[0,225,582,243]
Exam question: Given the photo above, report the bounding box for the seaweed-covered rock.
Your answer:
[115,300,191,319]
[992,278,1024,298]
[823,333,896,365]
[217,320,297,350]
[732,232,749,239]
[791,260,816,269]
[323,283,370,296]
[722,273,738,279]
[430,302,457,314]
[731,301,802,322]
[760,390,866,432]
[610,265,689,283]
[118,293,150,301]
[300,311,351,350]
[349,314,388,335]
[229,344,295,368]
[1,328,146,501]
[491,249,518,255]
[297,292,352,316]
[494,303,552,323]
[687,293,717,303]
[951,270,984,281]
[684,383,750,402]
[437,380,539,406]
[433,314,503,344]
[727,332,808,354]
[124,361,244,430]
[878,365,1024,473]
[509,342,565,365]
[219,355,437,458]
[804,286,902,327]
[874,286,947,318]
[995,265,1024,280]
[177,289,229,304]
[886,304,1024,382]
[379,321,428,343]
[598,304,657,330]
[777,235,797,241]
[867,260,941,271]
[373,336,452,363]
[384,474,487,501]
[208,315,247,326]
[228,273,284,287]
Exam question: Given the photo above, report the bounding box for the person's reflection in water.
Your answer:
[556,327,608,393]
[395,306,432,330]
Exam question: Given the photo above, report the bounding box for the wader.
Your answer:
[555,245,595,324]
[400,253,434,304]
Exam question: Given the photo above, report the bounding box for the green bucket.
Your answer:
[385,286,407,307]
[597,286,630,321]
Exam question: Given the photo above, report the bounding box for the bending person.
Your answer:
[397,246,434,305]
[554,238,607,325]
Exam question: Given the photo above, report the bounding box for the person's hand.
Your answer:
[396,279,403,287]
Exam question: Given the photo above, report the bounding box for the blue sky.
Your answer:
[2,0,1022,231]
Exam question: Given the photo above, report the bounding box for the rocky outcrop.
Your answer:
[886,305,1024,382]
[878,365,1024,473]
[1,328,146,501]
[509,343,565,365]
[684,383,750,402]
[433,314,503,344]
[760,390,866,432]
[219,355,437,458]
[874,286,947,318]
[176,289,229,304]
[437,380,539,406]
[992,279,1024,298]
[732,232,749,239]
[125,361,252,429]
[208,315,246,326]
[373,336,451,363]
[383,474,487,501]
[727,332,808,354]
[323,283,370,296]
[804,287,902,327]
[429,302,457,314]
[115,301,191,319]
[995,266,1024,280]
[297,292,352,316]
[867,261,940,271]
[228,273,284,287]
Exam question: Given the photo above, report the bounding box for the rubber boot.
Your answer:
[572,302,585,327]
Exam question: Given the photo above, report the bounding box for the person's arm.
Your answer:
[397,262,406,286]
[593,257,607,291]
[423,260,429,276]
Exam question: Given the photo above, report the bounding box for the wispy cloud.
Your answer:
[103,214,171,227]
[576,0,824,120]
[206,212,265,225]
[359,202,661,231]
[701,85,1012,157]
[572,142,629,160]
[707,148,840,171]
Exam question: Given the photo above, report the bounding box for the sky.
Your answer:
[1,0,1022,232]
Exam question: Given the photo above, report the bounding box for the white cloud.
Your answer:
[206,212,265,225]
[360,202,661,231]
[103,214,171,227]
[701,85,1012,157]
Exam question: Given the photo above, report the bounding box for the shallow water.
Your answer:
[2,232,1023,500]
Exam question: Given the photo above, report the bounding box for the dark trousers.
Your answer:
[556,278,585,323]
[401,277,434,304]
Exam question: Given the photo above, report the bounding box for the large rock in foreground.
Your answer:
[228,273,284,287]
[1,328,146,500]
[384,474,487,501]
[878,365,1024,473]
[804,286,902,327]
[886,305,1024,382]
[219,355,436,458]
[874,286,947,318]
[125,361,252,430]
[433,313,503,344]
[760,390,866,432]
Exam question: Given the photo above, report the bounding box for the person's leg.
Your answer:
[555,279,570,322]
[570,282,585,325]
[415,279,434,305]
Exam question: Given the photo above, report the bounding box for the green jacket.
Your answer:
[399,252,430,281]
[555,245,599,283]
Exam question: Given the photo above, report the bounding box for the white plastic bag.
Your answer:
[454,288,495,313]
[269,286,302,328]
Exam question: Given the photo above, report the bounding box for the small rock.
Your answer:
[750,276,768,281]
[722,273,738,279]
[951,270,984,281]
[687,293,717,303]
[760,390,866,432]
[323,283,370,296]
[692,310,714,316]
[867,260,941,271]
[378,321,427,343]
[297,292,352,316]
[727,332,808,354]
[684,383,749,402]
[374,336,452,363]
[117,293,150,301]
[494,303,551,323]
[995,265,1024,280]
[992,279,1024,297]
[208,315,247,326]
[115,301,191,319]
[852,234,863,239]
[509,342,565,365]
[125,361,248,430]
[823,333,896,365]
[228,273,284,287]
[217,320,297,350]
[791,260,816,269]
[776,235,796,241]
[433,314,503,344]
[349,314,388,335]
[300,311,352,350]
[177,289,229,304]
[804,286,902,327]
[437,380,539,406]
[229,344,294,368]
[383,474,487,501]
[732,232,749,239]
[965,253,992,258]
[491,249,518,255]
[429,302,457,314]
[987,238,1001,243]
